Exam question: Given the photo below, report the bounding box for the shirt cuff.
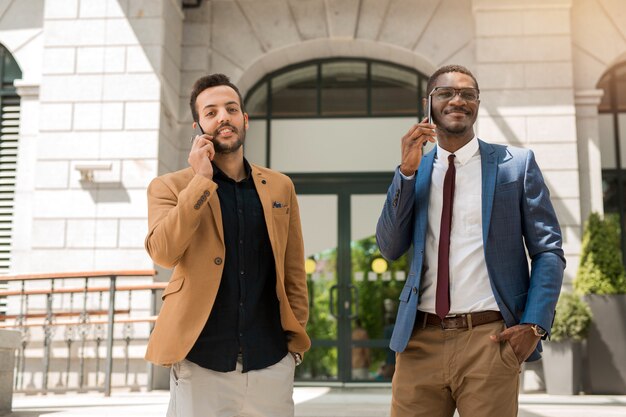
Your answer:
[399,170,415,181]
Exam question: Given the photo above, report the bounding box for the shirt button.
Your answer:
[214,257,223,265]
[239,333,243,337]
[240,271,245,275]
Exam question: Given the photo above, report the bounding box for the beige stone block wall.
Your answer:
[473,0,580,283]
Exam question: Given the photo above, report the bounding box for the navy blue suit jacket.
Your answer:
[376,139,566,361]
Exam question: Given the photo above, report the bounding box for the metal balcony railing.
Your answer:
[0,270,163,396]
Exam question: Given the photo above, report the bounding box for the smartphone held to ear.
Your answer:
[422,95,436,154]
[427,94,433,125]
[191,124,205,144]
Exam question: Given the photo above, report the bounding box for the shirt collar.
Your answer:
[212,158,252,182]
[436,136,479,166]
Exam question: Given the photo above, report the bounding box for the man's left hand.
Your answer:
[490,324,540,364]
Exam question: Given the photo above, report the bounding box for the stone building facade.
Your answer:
[2,0,626,387]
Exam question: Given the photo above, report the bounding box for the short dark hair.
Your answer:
[189,73,245,122]
[426,64,479,96]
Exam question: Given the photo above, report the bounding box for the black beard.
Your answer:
[440,123,470,135]
[213,128,246,154]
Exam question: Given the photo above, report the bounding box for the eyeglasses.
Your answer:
[430,87,479,102]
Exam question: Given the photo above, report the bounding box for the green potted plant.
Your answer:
[574,212,626,394]
[542,292,592,394]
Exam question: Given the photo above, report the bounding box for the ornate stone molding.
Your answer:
[13,80,40,99]
[574,89,604,107]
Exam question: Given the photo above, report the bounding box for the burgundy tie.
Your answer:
[436,154,456,320]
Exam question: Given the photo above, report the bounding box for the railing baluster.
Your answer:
[94,323,104,387]
[63,325,75,388]
[146,287,158,392]
[42,279,55,394]
[104,275,117,397]
[15,280,25,390]
[123,322,132,386]
[78,278,89,392]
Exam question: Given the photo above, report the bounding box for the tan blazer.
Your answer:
[144,164,310,367]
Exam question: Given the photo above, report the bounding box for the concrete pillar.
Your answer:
[575,89,605,223]
[0,330,20,415]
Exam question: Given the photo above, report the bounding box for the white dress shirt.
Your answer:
[413,138,499,314]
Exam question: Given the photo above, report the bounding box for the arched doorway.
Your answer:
[244,59,428,382]
[598,62,626,262]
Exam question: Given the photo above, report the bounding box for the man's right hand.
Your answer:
[399,117,436,176]
[188,134,216,179]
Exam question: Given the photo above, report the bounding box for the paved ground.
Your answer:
[9,388,626,417]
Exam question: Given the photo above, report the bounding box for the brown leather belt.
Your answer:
[416,310,503,330]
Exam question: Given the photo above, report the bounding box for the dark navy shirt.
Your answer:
[186,160,287,372]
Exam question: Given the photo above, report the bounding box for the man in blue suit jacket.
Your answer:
[376,65,565,417]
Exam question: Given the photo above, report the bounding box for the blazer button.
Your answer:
[194,204,200,210]
[261,180,266,184]
[412,287,417,294]
[204,190,210,197]
[214,257,223,265]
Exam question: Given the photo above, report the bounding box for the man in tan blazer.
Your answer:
[144,73,310,417]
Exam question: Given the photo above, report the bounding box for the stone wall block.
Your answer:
[40,103,73,131]
[79,0,127,18]
[125,102,161,130]
[44,20,106,46]
[34,161,70,189]
[74,102,124,131]
[44,0,79,19]
[119,218,148,248]
[42,48,76,74]
[40,74,103,102]
[31,219,66,248]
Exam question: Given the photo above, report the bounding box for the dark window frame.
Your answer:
[244,58,429,167]
[599,61,626,262]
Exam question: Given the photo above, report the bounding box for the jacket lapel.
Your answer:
[207,187,224,245]
[479,139,497,245]
[415,148,436,238]
[250,165,276,249]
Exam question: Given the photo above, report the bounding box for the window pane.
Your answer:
[616,65,626,112]
[599,114,616,169]
[602,171,619,213]
[371,64,418,115]
[271,65,317,117]
[245,82,268,118]
[321,61,367,116]
[620,114,626,168]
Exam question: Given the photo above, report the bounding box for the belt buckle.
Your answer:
[441,314,459,330]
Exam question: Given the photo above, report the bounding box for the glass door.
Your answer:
[293,174,409,383]
[349,194,408,382]
[295,194,339,380]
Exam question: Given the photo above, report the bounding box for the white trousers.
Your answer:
[167,353,296,417]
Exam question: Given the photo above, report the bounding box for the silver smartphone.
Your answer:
[427,94,433,125]
[422,95,436,154]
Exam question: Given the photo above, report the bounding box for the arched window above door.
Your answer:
[245,59,429,119]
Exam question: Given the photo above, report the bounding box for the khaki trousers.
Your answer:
[167,353,296,417]
[391,321,520,417]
